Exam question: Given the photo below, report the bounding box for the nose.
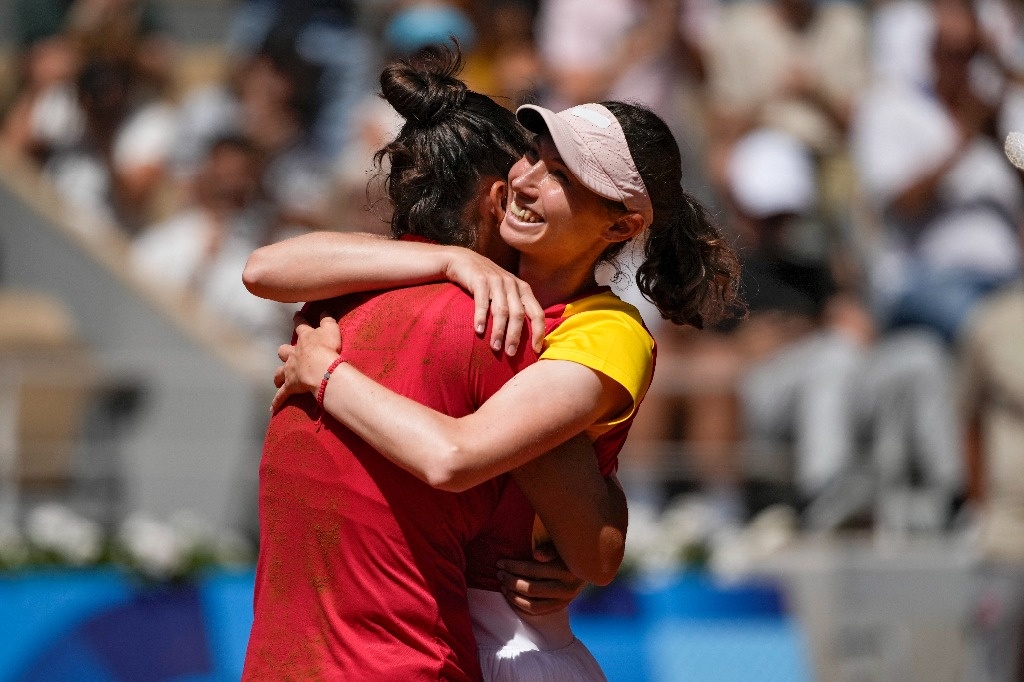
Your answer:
[509,156,543,197]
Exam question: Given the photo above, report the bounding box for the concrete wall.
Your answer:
[0,164,274,531]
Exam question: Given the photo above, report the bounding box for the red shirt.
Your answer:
[243,283,537,681]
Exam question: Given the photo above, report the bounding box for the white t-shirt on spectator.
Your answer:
[130,206,290,348]
[852,80,1023,285]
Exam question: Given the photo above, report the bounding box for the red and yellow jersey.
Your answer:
[465,286,656,591]
[542,287,656,475]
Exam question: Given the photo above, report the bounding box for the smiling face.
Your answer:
[500,134,635,269]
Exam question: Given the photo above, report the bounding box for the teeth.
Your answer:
[509,200,542,223]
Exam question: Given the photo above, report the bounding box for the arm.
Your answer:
[243,231,460,302]
[511,434,628,586]
[490,439,628,608]
[273,316,632,488]
[244,230,544,354]
[274,317,634,583]
[275,316,632,492]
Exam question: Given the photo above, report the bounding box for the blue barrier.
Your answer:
[572,572,811,682]
[0,570,811,682]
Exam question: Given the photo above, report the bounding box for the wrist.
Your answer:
[316,355,345,407]
[440,245,466,281]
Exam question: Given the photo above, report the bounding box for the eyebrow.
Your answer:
[537,136,565,167]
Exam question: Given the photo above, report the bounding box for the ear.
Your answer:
[604,212,645,244]
[487,180,508,223]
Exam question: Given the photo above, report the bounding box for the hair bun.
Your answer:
[380,45,468,127]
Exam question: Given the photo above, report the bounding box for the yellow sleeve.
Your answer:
[540,308,655,427]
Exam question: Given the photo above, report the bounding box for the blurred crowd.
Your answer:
[2,0,1024,547]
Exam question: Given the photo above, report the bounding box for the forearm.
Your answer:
[319,361,476,489]
[316,359,614,492]
[243,231,463,302]
[511,437,627,585]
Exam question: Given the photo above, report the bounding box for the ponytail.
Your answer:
[603,102,742,327]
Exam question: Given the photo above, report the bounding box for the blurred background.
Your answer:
[0,0,1022,680]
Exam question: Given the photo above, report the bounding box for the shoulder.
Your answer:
[546,290,652,345]
[542,289,654,403]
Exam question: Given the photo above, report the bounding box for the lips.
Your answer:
[508,199,542,224]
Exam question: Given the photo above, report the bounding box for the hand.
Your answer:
[444,248,545,356]
[271,312,343,413]
[496,546,586,616]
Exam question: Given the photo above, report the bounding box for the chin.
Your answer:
[499,218,545,251]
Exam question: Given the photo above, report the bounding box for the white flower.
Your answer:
[659,496,722,549]
[118,513,186,579]
[745,504,797,556]
[623,502,678,573]
[708,505,797,582]
[25,504,103,565]
[708,528,754,581]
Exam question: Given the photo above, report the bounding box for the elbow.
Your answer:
[587,530,626,587]
[567,527,626,587]
[421,445,479,493]
[241,250,271,297]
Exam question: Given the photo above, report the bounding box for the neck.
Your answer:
[518,252,602,308]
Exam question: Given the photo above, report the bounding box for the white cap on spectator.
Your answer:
[727,128,816,218]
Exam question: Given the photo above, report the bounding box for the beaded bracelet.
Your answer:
[316,356,345,408]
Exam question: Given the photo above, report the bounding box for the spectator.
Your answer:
[851,0,1024,345]
[958,290,1024,682]
[534,0,693,120]
[2,0,177,232]
[326,4,479,235]
[469,0,543,105]
[43,56,178,236]
[130,135,289,348]
[172,26,334,236]
[224,0,374,161]
[0,33,82,164]
[704,0,867,159]
[669,128,963,530]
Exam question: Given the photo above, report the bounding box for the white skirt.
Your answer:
[468,588,607,682]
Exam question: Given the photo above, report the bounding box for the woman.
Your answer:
[242,46,632,682]
[262,97,741,679]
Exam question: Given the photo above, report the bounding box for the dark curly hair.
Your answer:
[602,101,742,328]
[376,44,530,247]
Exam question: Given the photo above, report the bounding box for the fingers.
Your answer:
[518,282,545,354]
[273,365,286,389]
[488,278,509,354]
[498,557,569,579]
[503,290,525,356]
[473,284,489,337]
[292,311,312,334]
[277,343,292,363]
[496,565,585,616]
[500,591,565,617]
[487,277,537,356]
[271,384,287,414]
